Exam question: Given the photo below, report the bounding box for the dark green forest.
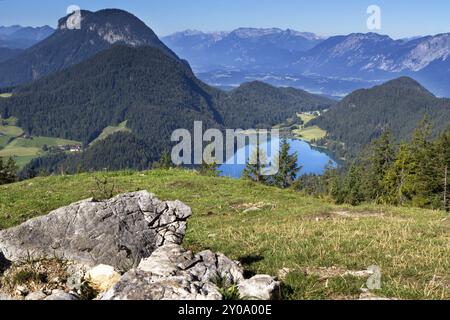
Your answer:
[311,77,450,157]
[0,45,333,173]
[296,122,449,211]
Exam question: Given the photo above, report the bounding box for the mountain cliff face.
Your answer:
[293,33,450,77]
[0,9,178,88]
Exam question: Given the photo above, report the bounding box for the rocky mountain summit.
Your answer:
[0,191,279,300]
[0,9,179,88]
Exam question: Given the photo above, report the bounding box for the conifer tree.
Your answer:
[242,139,268,184]
[153,150,174,169]
[271,139,301,188]
[0,157,18,185]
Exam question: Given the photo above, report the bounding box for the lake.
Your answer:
[219,138,336,179]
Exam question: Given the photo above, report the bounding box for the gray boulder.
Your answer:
[238,275,281,300]
[25,291,47,301]
[0,293,14,300]
[103,244,245,300]
[103,244,280,300]
[44,290,79,301]
[0,191,191,271]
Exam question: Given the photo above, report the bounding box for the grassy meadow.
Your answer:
[90,120,130,145]
[0,169,448,300]
[0,118,81,167]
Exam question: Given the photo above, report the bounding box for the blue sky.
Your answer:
[0,0,449,38]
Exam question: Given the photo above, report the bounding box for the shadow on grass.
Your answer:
[238,254,265,278]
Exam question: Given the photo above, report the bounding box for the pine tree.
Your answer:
[341,162,364,205]
[0,157,18,185]
[382,143,411,206]
[433,129,450,211]
[242,139,268,184]
[364,130,396,200]
[199,160,220,177]
[323,161,340,199]
[152,150,174,169]
[271,139,301,188]
[408,118,434,207]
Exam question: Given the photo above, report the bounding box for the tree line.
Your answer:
[0,157,17,185]
[296,119,449,211]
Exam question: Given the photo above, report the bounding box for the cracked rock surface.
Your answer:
[0,191,191,271]
[0,191,280,300]
[102,244,280,300]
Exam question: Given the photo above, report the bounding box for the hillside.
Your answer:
[218,81,335,129]
[311,77,450,156]
[0,44,334,172]
[0,9,178,88]
[0,25,54,49]
[0,169,448,300]
[0,45,222,144]
[0,48,22,63]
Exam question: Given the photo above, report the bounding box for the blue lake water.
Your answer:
[219,138,336,179]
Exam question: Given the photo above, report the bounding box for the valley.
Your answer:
[0,115,81,168]
[0,5,448,303]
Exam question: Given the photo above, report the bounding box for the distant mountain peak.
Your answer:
[57,9,164,47]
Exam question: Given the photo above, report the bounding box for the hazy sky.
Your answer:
[0,0,449,38]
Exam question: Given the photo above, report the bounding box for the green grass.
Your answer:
[0,169,448,300]
[0,146,41,168]
[7,155,41,168]
[90,121,130,145]
[298,113,317,125]
[0,136,82,168]
[0,125,23,138]
[0,136,12,149]
[0,93,12,98]
[7,136,81,149]
[0,146,40,157]
[294,125,327,142]
[0,117,18,126]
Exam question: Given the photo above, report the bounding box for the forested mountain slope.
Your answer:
[311,77,450,155]
[0,9,178,88]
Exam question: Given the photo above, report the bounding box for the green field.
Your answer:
[0,125,24,138]
[0,136,82,168]
[0,136,12,149]
[294,125,327,142]
[298,112,317,125]
[0,169,448,300]
[7,136,80,149]
[90,121,130,145]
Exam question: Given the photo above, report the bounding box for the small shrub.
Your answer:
[220,285,241,300]
[79,280,99,300]
[212,275,241,300]
[91,176,116,201]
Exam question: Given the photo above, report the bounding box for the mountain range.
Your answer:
[162,28,323,72]
[0,25,54,49]
[0,9,334,173]
[0,8,448,172]
[165,30,450,97]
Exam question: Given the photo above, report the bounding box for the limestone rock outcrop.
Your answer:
[0,191,191,271]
